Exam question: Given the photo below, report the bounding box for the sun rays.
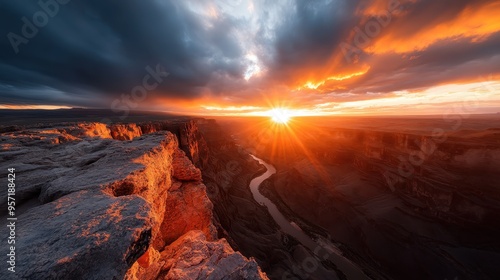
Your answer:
[238,112,334,186]
[269,108,292,124]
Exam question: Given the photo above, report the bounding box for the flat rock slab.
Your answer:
[0,190,153,280]
[0,129,176,211]
[160,230,267,280]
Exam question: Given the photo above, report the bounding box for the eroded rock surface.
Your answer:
[0,121,267,280]
[13,190,153,280]
[127,230,267,280]
[157,182,217,248]
[172,149,202,182]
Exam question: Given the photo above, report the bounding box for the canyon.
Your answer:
[1,113,499,280]
[224,116,500,280]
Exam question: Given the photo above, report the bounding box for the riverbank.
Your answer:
[248,155,370,280]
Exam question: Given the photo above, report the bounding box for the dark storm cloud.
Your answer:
[346,31,500,93]
[375,0,491,40]
[269,0,360,79]
[0,0,246,106]
[0,0,499,109]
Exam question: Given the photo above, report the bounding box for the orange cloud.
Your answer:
[297,67,371,90]
[190,78,500,116]
[368,1,500,53]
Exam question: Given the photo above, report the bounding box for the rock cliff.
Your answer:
[245,126,500,225]
[238,124,500,279]
[0,121,267,280]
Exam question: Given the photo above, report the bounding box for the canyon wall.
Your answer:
[247,126,500,279]
[247,127,500,225]
[0,121,267,280]
[196,121,345,279]
[319,128,500,225]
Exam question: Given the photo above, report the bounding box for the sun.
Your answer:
[269,108,292,124]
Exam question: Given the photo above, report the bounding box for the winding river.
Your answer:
[249,155,370,280]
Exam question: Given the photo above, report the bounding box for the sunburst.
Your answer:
[269,108,292,124]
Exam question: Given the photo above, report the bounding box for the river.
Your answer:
[249,155,370,280]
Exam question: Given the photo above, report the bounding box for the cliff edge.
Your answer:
[0,121,267,280]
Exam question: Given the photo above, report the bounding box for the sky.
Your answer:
[0,0,499,116]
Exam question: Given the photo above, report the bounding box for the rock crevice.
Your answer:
[0,121,267,280]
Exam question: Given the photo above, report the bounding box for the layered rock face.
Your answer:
[195,121,343,279]
[292,128,500,224]
[243,125,500,225]
[128,230,267,280]
[237,124,500,279]
[0,121,267,280]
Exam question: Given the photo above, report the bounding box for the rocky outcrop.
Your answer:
[153,120,210,169]
[0,121,267,280]
[127,230,267,280]
[157,182,216,248]
[172,149,202,182]
[73,122,113,139]
[109,124,143,140]
[12,190,153,280]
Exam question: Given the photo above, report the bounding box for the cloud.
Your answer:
[0,0,247,106]
[257,0,500,102]
[0,0,499,113]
